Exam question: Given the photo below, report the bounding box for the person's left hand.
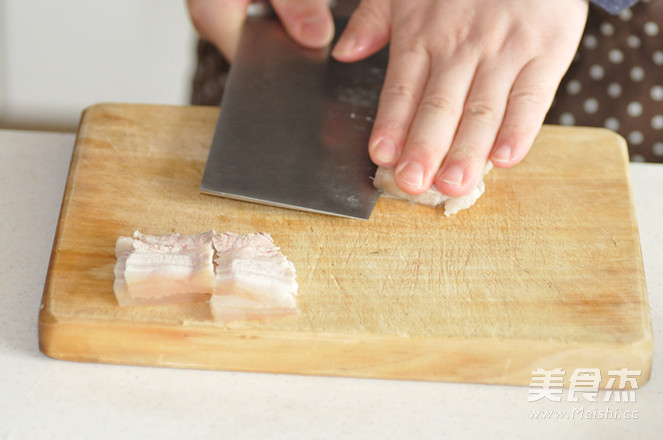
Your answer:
[332,0,589,197]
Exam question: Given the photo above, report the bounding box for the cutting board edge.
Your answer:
[38,309,653,388]
[614,128,654,361]
[621,138,653,330]
[38,105,95,323]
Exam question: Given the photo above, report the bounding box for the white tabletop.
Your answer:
[1,129,661,439]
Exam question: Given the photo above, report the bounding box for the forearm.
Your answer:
[590,0,639,14]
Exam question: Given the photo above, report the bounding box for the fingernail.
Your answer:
[438,166,464,187]
[491,145,512,163]
[331,33,357,57]
[299,15,331,45]
[372,139,396,163]
[395,162,425,189]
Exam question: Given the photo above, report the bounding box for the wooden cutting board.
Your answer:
[39,103,652,387]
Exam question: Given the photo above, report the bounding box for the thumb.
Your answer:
[331,0,391,62]
[187,0,253,61]
[271,0,335,49]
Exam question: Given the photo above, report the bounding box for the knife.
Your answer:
[200,2,388,220]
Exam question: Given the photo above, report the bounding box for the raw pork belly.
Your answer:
[211,232,298,322]
[113,230,215,306]
[373,162,493,216]
[113,230,299,322]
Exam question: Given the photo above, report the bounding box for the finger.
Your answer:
[392,52,476,195]
[271,0,334,49]
[331,0,391,62]
[434,59,518,197]
[490,58,562,168]
[366,42,430,170]
[187,0,252,61]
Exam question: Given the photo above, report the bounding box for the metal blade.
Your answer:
[200,14,387,220]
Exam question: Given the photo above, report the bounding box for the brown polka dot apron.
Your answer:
[546,0,663,162]
[191,0,663,162]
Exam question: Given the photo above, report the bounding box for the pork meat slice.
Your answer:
[113,230,215,306]
[211,232,298,322]
[373,162,493,216]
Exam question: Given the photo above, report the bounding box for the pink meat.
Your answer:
[113,230,215,306]
[211,232,298,323]
[373,162,492,216]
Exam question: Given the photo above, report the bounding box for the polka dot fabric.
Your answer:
[546,0,663,162]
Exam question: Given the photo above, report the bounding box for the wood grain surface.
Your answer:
[39,103,653,386]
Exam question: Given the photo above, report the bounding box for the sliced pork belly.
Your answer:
[373,162,493,216]
[211,232,298,323]
[113,230,215,306]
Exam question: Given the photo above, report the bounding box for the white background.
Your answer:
[0,0,197,131]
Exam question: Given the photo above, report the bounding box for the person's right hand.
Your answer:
[187,0,335,61]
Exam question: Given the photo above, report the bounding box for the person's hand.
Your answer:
[187,0,335,61]
[332,0,589,197]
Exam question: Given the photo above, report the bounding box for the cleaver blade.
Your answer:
[200,13,388,220]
